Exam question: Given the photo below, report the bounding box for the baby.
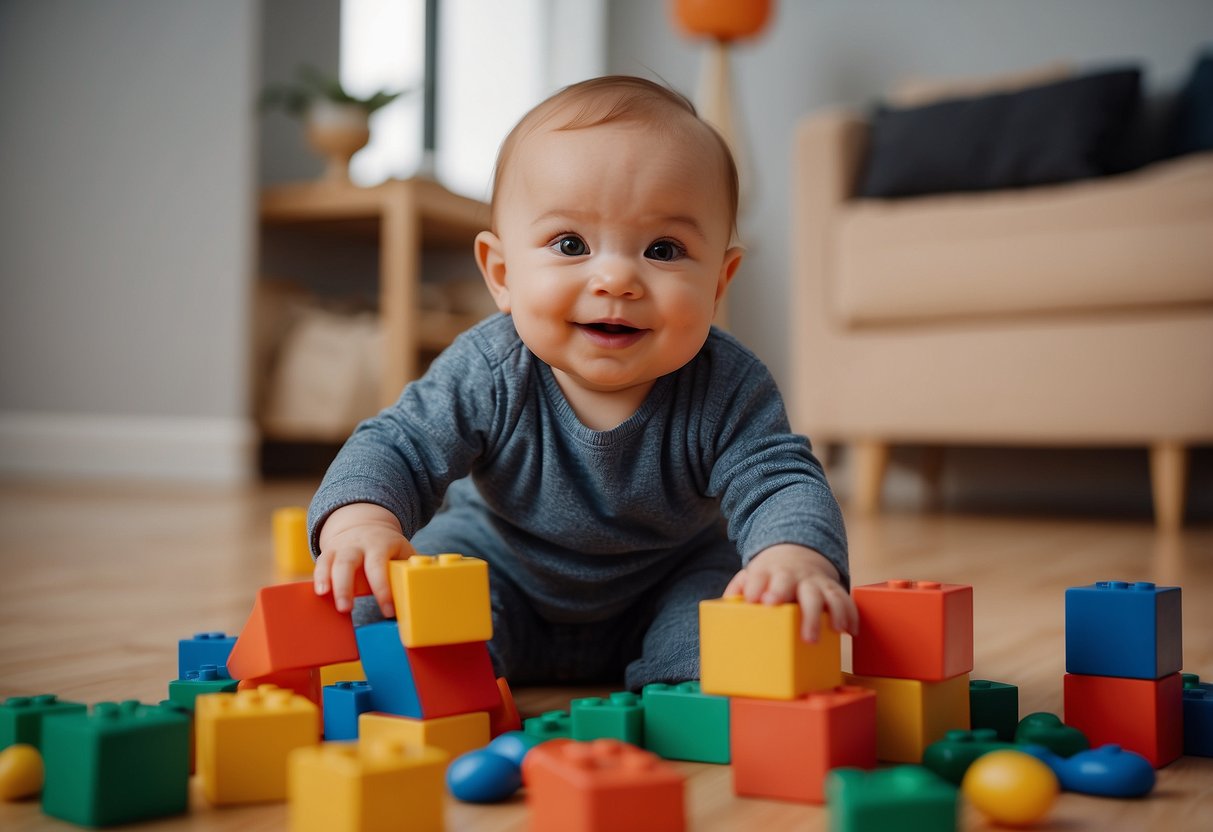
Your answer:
[309,76,856,690]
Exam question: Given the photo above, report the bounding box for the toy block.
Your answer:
[359,711,489,764]
[489,677,522,737]
[523,738,685,832]
[525,709,572,740]
[1063,672,1182,768]
[40,700,190,826]
[851,580,973,681]
[389,554,493,647]
[641,681,730,764]
[158,699,197,774]
[843,672,970,763]
[319,659,366,687]
[1,694,86,751]
[732,685,876,803]
[1065,581,1182,679]
[1014,712,1089,757]
[354,621,501,718]
[572,692,644,744]
[969,679,1018,742]
[699,598,840,699]
[826,766,958,832]
[1182,673,1213,756]
[922,728,1014,784]
[168,664,238,711]
[196,684,319,805]
[238,667,324,714]
[288,740,447,832]
[0,743,44,800]
[178,631,237,678]
[273,506,314,576]
[323,681,374,741]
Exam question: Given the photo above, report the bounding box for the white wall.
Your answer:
[0,0,259,482]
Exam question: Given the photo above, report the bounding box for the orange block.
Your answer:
[731,686,877,803]
[1064,672,1183,768]
[523,739,685,832]
[489,677,521,738]
[227,574,372,681]
[851,580,973,681]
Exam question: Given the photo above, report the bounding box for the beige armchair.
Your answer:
[788,109,1213,528]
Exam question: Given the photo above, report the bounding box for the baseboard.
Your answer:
[0,411,257,484]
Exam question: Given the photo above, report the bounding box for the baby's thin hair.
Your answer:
[489,75,739,234]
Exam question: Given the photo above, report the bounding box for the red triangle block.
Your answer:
[406,641,502,719]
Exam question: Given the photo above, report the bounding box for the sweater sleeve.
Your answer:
[306,327,501,557]
[704,354,849,587]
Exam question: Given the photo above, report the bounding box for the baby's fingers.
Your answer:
[796,580,828,642]
[722,570,748,598]
[822,582,860,637]
[313,549,334,596]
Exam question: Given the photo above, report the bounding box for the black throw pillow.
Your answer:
[1170,49,1213,157]
[858,68,1142,198]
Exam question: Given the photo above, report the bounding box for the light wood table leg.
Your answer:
[851,439,890,514]
[379,187,420,407]
[1150,441,1187,531]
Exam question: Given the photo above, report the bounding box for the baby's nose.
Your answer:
[590,257,644,298]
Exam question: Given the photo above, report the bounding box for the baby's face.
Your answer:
[481,117,742,403]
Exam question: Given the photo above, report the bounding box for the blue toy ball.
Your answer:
[446,748,523,803]
[486,730,544,768]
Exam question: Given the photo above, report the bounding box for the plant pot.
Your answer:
[305,100,371,182]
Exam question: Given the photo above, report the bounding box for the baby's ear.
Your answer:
[475,230,511,313]
[715,245,745,305]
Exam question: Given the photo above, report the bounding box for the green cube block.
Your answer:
[969,680,1018,742]
[1,694,87,751]
[167,664,238,711]
[642,681,730,763]
[571,692,643,744]
[922,729,1014,785]
[524,709,572,740]
[41,700,190,827]
[827,766,958,832]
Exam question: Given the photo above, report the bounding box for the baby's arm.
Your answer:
[724,544,859,642]
[314,503,416,617]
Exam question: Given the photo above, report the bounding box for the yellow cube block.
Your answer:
[288,740,447,832]
[843,671,971,763]
[359,711,489,765]
[699,597,841,699]
[273,507,314,576]
[319,660,366,687]
[389,554,492,647]
[196,685,318,805]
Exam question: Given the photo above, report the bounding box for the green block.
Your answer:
[524,709,572,740]
[641,681,730,763]
[571,692,643,744]
[41,700,190,827]
[969,680,1018,742]
[1015,712,1089,757]
[827,766,958,832]
[922,729,1015,785]
[1,694,87,751]
[167,664,238,711]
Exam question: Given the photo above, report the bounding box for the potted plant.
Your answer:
[260,65,410,182]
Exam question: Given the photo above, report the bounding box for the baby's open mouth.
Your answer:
[583,322,640,335]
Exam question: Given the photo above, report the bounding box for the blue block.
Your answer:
[1183,674,1213,757]
[353,621,422,717]
[177,632,236,678]
[1064,582,1181,679]
[323,681,375,740]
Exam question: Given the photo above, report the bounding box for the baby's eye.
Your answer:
[552,235,589,257]
[645,239,686,262]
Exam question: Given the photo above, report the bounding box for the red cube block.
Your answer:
[405,641,502,719]
[852,580,973,681]
[1064,672,1183,768]
[731,686,877,803]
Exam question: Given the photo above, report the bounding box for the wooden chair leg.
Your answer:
[852,440,890,514]
[1149,442,1187,531]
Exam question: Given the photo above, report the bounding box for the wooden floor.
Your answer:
[1,478,1210,830]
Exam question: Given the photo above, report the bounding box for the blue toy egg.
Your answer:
[446,748,523,803]
[1058,744,1155,798]
[486,730,544,768]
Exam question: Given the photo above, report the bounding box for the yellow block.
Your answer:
[196,685,318,805]
[699,597,841,699]
[389,554,493,647]
[843,671,971,763]
[273,507,314,576]
[288,740,447,832]
[319,660,367,687]
[359,711,489,765]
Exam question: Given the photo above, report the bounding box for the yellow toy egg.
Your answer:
[962,749,1058,827]
[0,743,44,801]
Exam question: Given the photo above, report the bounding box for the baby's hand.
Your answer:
[314,503,415,617]
[723,544,858,642]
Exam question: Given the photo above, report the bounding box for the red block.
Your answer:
[523,739,685,832]
[407,641,502,719]
[731,686,877,803]
[489,677,522,738]
[227,576,370,680]
[1064,672,1183,768]
[851,580,973,681]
